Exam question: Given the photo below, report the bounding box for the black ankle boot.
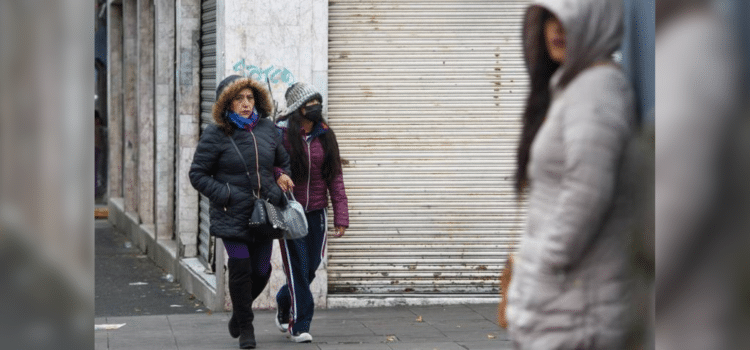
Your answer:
[228,258,256,349]
[228,313,239,338]
[238,295,256,349]
[238,322,256,349]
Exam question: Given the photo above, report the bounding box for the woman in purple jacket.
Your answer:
[272,82,349,343]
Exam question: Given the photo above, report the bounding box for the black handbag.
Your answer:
[228,132,288,240]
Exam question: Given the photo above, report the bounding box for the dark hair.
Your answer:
[515,9,560,194]
[283,109,344,185]
[219,112,235,136]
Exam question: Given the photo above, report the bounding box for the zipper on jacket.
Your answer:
[224,183,231,211]
[305,138,312,212]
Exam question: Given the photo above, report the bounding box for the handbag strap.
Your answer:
[228,133,262,199]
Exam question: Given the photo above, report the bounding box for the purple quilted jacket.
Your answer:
[275,122,349,228]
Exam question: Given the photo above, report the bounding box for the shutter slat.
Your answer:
[198,1,217,267]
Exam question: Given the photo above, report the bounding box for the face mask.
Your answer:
[302,104,323,123]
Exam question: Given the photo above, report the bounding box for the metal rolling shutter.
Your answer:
[327,0,530,302]
[198,0,216,270]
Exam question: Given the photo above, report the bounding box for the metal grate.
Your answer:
[198,0,217,272]
[327,0,530,298]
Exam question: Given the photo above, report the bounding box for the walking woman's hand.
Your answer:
[333,226,346,238]
[277,174,294,192]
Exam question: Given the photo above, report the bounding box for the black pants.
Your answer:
[224,237,273,301]
[276,209,327,334]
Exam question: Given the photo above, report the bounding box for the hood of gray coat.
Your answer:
[523,0,624,89]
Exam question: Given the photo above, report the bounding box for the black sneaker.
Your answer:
[275,309,289,333]
[290,332,312,343]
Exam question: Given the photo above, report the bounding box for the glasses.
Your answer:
[234,94,254,103]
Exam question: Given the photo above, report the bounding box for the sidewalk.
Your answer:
[95,303,512,350]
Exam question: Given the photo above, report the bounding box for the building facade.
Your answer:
[105,0,529,311]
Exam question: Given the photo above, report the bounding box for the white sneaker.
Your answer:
[290,332,313,343]
[274,314,289,333]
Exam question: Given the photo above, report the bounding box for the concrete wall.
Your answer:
[220,0,328,113]
[218,0,329,310]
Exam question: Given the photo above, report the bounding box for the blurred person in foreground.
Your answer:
[506,0,640,348]
[656,0,750,348]
[621,0,656,348]
[1,1,93,348]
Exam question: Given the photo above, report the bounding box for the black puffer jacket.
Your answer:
[189,76,291,242]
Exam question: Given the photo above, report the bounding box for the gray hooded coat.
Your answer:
[506,0,638,348]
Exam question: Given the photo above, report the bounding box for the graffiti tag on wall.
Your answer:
[233,59,297,85]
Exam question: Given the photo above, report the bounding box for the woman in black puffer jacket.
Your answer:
[189,75,294,349]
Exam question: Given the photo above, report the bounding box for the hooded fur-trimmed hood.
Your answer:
[523,0,624,90]
[212,76,274,132]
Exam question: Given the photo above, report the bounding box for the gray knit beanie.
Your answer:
[284,82,322,114]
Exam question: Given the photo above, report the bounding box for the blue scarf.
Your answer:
[305,121,330,141]
[227,108,260,131]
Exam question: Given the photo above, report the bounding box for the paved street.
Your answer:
[96,218,206,317]
[95,303,512,350]
[96,217,511,349]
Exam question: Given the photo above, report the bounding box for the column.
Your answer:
[137,0,155,225]
[155,0,176,239]
[107,2,124,199]
[174,0,201,257]
[123,0,139,215]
